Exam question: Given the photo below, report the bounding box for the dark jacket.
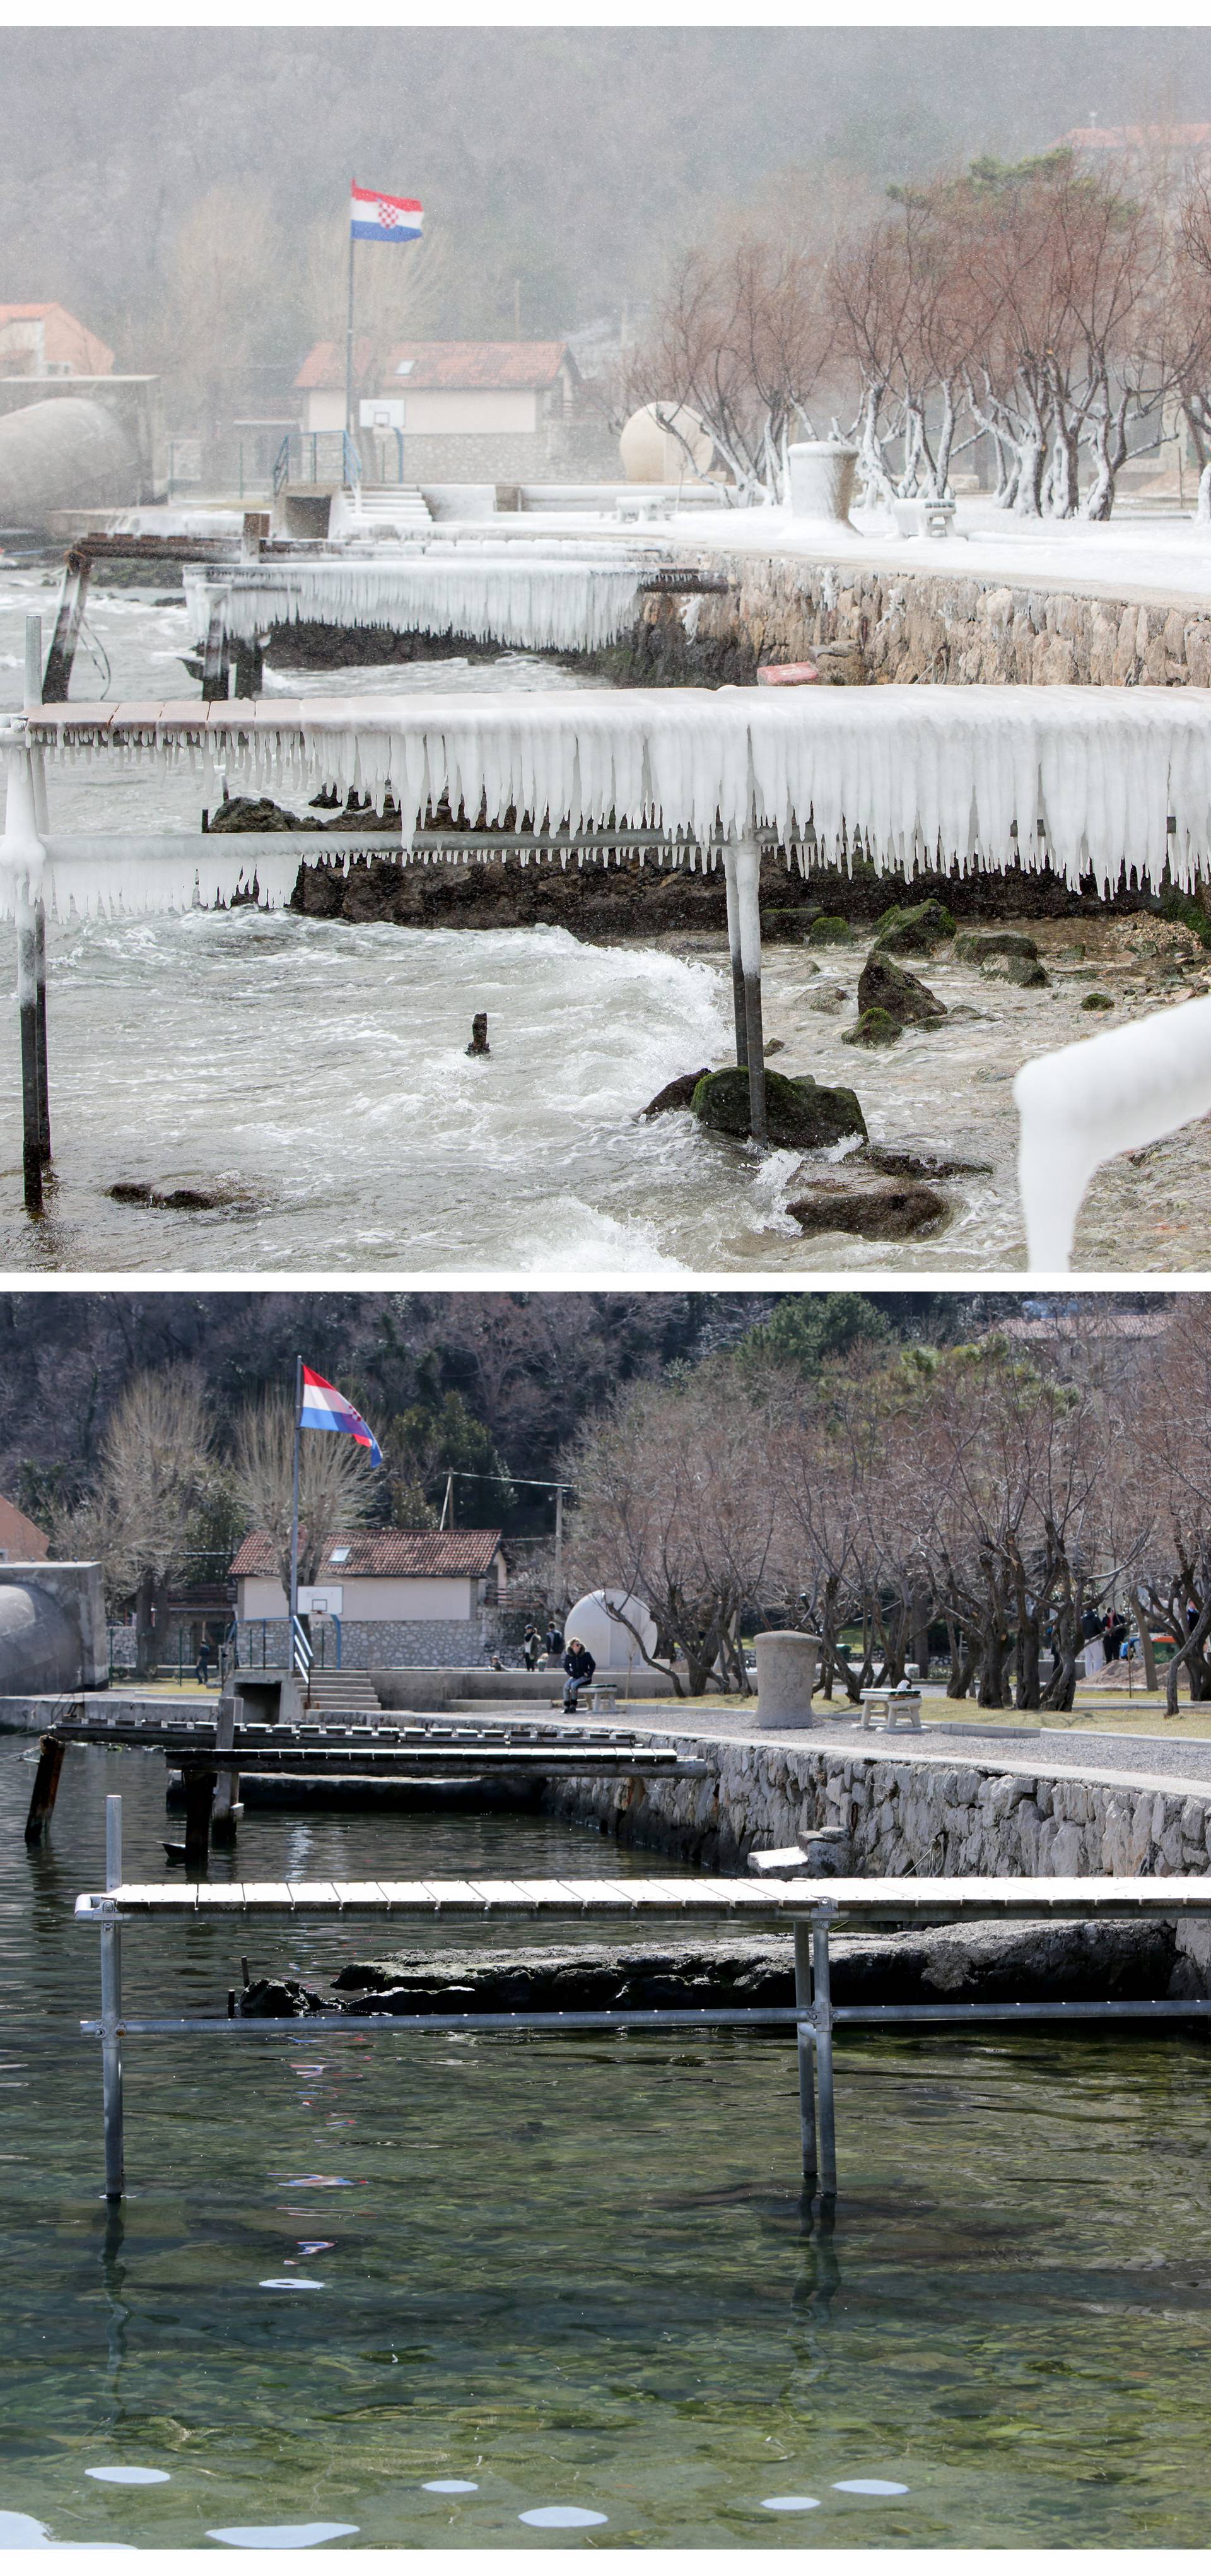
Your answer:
[563,1645,596,1684]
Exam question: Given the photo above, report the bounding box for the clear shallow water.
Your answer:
[5,1748,1211,2548]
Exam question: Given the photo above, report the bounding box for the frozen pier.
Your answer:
[8,681,1211,1256]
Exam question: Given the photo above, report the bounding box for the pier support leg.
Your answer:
[794,1921,817,2186]
[42,555,90,705]
[812,1913,837,2200]
[25,621,52,1170]
[202,605,230,703]
[732,833,766,1148]
[16,880,43,1216]
[100,1792,124,2201]
[183,1767,216,1874]
[722,842,748,1067]
[231,638,263,699]
[211,1697,240,1847]
[23,1732,66,1844]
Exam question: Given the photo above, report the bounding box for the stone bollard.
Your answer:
[787,440,859,524]
[466,1012,490,1056]
[754,1630,820,1728]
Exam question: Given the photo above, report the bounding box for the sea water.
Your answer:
[4,1746,1211,2547]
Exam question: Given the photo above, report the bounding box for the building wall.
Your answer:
[238,1573,476,1621]
[397,388,539,434]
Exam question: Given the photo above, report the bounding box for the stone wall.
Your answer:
[619,550,1211,691]
[237,1616,489,1670]
[391,420,619,488]
[544,1736,1211,1990]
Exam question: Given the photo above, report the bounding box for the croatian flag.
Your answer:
[300,1365,383,1466]
[350,182,423,245]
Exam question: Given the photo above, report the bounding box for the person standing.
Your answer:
[522,1623,541,1671]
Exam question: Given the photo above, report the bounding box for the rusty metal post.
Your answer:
[23,1732,66,1844]
[42,553,90,703]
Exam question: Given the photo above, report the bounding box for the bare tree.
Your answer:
[60,1365,216,1676]
[628,237,830,503]
[231,1389,377,1604]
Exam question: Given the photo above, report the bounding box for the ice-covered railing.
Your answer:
[1015,997,1211,1269]
[21,683,1211,897]
[184,554,655,655]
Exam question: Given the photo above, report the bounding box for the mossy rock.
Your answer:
[761,907,822,943]
[209,794,305,834]
[843,1007,901,1047]
[871,897,956,956]
[953,929,1039,965]
[1000,954,1050,989]
[1080,992,1115,1012]
[692,1066,867,1149]
[804,915,855,946]
[857,950,947,1027]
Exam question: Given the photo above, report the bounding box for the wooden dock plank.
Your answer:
[76,1875,1211,1922]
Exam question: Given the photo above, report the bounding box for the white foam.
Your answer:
[422,2480,478,2493]
[761,2494,821,2510]
[833,2478,910,2495]
[259,2276,324,2289]
[207,2524,359,2549]
[84,2469,170,2486]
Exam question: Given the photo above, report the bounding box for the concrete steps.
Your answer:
[305,1672,382,1716]
[341,485,432,531]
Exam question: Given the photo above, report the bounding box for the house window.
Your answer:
[329,1546,351,1564]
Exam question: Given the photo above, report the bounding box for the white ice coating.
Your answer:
[23,685,1211,895]
[185,555,651,654]
[1015,995,1211,1271]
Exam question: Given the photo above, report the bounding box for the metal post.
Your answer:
[288,1353,303,1675]
[812,1912,837,2198]
[794,1921,817,2185]
[554,1483,564,1610]
[23,614,42,710]
[26,621,52,1168]
[100,1794,124,2201]
[23,1731,66,1844]
[201,600,230,703]
[212,1695,240,1846]
[734,832,767,1147]
[4,738,47,1217]
[721,840,748,1067]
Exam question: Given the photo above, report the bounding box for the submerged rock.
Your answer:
[855,950,947,1028]
[786,1168,947,1238]
[865,1143,994,1180]
[870,897,956,956]
[843,1006,902,1047]
[693,1066,867,1150]
[990,953,1050,989]
[640,1067,713,1117]
[1081,991,1115,1011]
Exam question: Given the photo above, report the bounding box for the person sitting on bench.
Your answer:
[562,1636,596,1712]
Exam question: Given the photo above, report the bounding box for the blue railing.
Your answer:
[272,432,363,494]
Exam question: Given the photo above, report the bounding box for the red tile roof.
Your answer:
[231,1528,503,1579]
[295,338,574,394]
[0,302,114,376]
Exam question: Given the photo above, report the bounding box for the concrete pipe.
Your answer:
[754,1630,820,1727]
[0,397,138,531]
[787,440,859,524]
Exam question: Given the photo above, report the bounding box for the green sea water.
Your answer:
[3,1744,1211,2548]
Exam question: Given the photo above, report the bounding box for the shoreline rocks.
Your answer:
[693,1066,867,1150]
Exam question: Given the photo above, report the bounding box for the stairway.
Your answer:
[337,484,432,534]
[305,1671,382,1717]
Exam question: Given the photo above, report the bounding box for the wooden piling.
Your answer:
[183,1767,216,1874]
[23,1732,66,1844]
[42,554,90,703]
[232,638,263,698]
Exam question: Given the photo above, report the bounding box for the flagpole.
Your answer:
[344,185,356,440]
[288,1352,302,1677]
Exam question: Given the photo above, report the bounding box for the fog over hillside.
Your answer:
[4,26,1211,377]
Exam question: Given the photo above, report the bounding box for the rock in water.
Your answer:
[693,1067,867,1150]
[804,915,855,947]
[952,928,1039,965]
[995,953,1050,989]
[465,1012,491,1056]
[865,1143,993,1179]
[870,897,956,956]
[786,1169,947,1238]
[640,1067,713,1117]
[208,795,305,833]
[855,950,947,1028]
[843,1006,901,1048]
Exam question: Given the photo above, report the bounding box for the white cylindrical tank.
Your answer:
[787,440,860,524]
[754,1630,820,1727]
[619,403,713,485]
[0,396,137,529]
[563,1588,658,1673]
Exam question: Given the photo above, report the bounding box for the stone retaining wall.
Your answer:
[544,1736,1211,1989]
[621,550,1211,691]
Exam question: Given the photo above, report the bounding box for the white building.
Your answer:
[231,1527,508,1668]
[295,339,580,438]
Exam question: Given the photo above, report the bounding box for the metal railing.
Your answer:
[272,431,363,493]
